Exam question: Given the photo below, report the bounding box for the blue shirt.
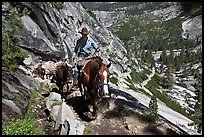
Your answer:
[74,36,98,57]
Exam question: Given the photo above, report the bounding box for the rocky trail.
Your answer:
[2,2,201,135]
[32,72,180,135]
[3,64,192,135]
[17,61,189,135]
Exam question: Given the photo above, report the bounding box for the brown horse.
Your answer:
[52,63,73,98]
[33,64,45,79]
[78,56,111,119]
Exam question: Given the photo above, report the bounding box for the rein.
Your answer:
[98,82,109,98]
[99,83,109,86]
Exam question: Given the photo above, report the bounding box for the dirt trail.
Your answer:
[34,86,178,135]
[74,94,178,135]
[80,92,178,135]
[30,65,180,135]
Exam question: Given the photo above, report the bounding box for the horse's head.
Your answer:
[66,64,74,82]
[97,62,111,96]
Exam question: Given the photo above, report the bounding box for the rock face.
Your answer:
[2,69,40,122]
[2,2,202,135]
[182,15,202,40]
[4,2,127,69]
[2,2,128,134]
[2,2,132,85]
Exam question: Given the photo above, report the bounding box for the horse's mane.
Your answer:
[85,56,102,61]
[90,56,103,68]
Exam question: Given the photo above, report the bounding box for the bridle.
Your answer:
[99,83,109,86]
[96,70,109,97]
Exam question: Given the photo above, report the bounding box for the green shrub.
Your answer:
[130,71,148,84]
[130,71,143,83]
[2,3,28,71]
[50,83,58,90]
[84,126,94,134]
[143,67,152,75]
[139,112,158,124]
[149,95,158,117]
[47,2,64,9]
[146,76,160,89]
[2,89,45,135]
[87,10,97,20]
[2,117,45,135]
[140,72,148,81]
[110,76,118,85]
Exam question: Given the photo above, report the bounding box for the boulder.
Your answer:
[45,92,62,111]
[2,98,22,115]
[54,101,76,130]
[50,105,61,122]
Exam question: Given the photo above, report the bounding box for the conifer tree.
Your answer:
[2,2,29,70]
[149,94,158,117]
[160,47,167,64]
[162,67,175,89]
[193,73,202,133]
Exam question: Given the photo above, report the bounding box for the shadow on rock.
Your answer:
[109,87,148,111]
[46,87,70,99]
[166,128,179,135]
[66,96,93,122]
[103,105,135,119]
[143,125,164,135]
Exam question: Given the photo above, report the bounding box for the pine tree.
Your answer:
[2,2,29,70]
[160,47,167,64]
[182,64,188,78]
[149,95,158,117]
[162,67,175,89]
[193,95,202,133]
[179,40,185,63]
[169,46,174,65]
[159,63,164,73]
[193,73,202,133]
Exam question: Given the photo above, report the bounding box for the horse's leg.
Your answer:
[68,82,73,94]
[46,73,49,79]
[61,83,65,98]
[41,69,45,79]
[83,86,88,100]
[66,81,70,97]
[91,92,98,119]
[79,82,83,97]
[51,75,55,83]
[57,82,62,95]
[36,68,40,77]
[78,75,84,98]
[39,68,42,79]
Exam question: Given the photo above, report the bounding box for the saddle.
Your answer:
[77,59,91,77]
[77,56,94,70]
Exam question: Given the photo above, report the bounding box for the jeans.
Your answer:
[73,66,78,84]
[73,55,85,84]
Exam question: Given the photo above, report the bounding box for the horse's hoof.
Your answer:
[84,112,93,119]
[89,114,96,120]
[91,114,97,120]
[90,116,96,120]
[84,96,87,100]
[102,93,110,99]
[87,112,92,118]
